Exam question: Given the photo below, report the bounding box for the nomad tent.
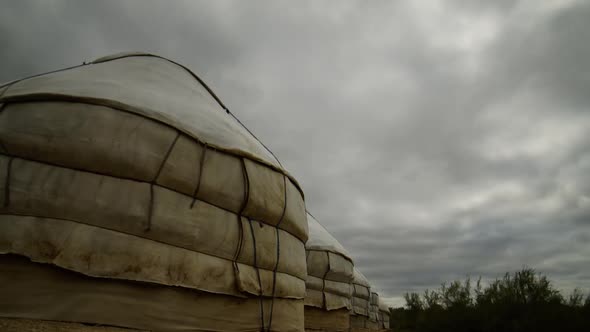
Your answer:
[350,268,372,330]
[304,213,354,332]
[367,292,380,330]
[378,298,391,330]
[0,53,309,331]
[349,269,386,331]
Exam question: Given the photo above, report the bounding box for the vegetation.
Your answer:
[390,268,590,332]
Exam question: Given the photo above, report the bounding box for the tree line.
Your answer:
[390,268,590,332]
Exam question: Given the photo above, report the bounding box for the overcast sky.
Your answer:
[2,0,590,307]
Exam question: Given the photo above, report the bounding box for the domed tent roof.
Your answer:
[352,267,371,288]
[0,53,308,331]
[306,212,351,260]
[0,52,300,187]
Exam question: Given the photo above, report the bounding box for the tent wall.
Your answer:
[378,298,391,330]
[369,292,380,325]
[0,318,146,332]
[304,307,349,332]
[350,269,388,331]
[350,268,371,317]
[0,255,303,331]
[304,250,353,310]
[304,214,353,310]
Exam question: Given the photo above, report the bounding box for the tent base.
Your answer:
[350,314,368,328]
[304,306,349,332]
[366,320,380,330]
[0,317,145,332]
[0,254,303,332]
[349,315,389,331]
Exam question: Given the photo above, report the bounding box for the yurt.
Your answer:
[367,292,380,330]
[304,213,354,332]
[0,53,309,331]
[378,298,391,330]
[350,268,372,330]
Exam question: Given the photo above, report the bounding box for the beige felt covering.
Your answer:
[351,268,371,317]
[303,307,349,332]
[0,102,307,242]
[0,255,303,331]
[0,317,146,332]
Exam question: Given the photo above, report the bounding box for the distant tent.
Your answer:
[0,53,309,331]
[350,267,372,329]
[367,291,381,330]
[348,268,387,331]
[378,298,391,330]
[304,212,354,332]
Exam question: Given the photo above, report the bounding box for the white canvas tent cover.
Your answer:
[305,213,351,258]
[0,52,309,331]
[305,213,354,312]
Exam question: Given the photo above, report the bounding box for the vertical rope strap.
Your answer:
[237,159,264,331]
[321,252,331,310]
[233,158,250,263]
[230,161,248,312]
[4,157,13,207]
[266,175,288,331]
[147,185,155,231]
[190,143,208,209]
[247,217,265,332]
[146,132,180,231]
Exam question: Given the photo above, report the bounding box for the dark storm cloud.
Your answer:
[2,0,589,306]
